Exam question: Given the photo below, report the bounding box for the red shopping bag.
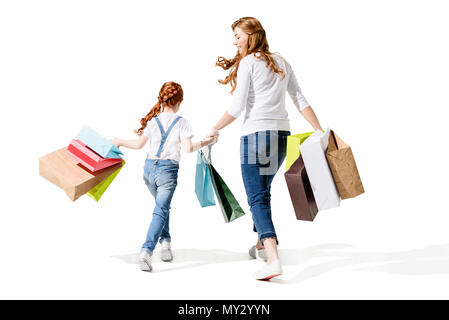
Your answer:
[67,139,122,172]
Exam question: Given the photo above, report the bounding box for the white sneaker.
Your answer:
[253,260,282,281]
[248,245,268,262]
[139,250,153,272]
[160,241,173,262]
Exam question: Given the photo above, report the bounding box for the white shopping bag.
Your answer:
[299,128,341,211]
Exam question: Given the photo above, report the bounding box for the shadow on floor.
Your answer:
[112,243,449,281]
[273,243,449,284]
[111,248,249,273]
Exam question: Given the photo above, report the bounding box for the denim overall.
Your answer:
[141,115,182,255]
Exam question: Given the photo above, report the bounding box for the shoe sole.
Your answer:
[161,256,173,262]
[257,274,281,281]
[139,259,152,272]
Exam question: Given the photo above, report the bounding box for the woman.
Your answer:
[209,17,323,280]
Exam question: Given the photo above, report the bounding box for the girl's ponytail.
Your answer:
[135,99,163,136]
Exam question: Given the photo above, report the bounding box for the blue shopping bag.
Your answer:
[195,150,216,207]
[76,125,123,159]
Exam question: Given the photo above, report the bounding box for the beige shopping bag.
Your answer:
[39,147,123,201]
[326,130,364,199]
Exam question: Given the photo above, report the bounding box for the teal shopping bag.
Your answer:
[195,150,216,207]
[76,125,123,159]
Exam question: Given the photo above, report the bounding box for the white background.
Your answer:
[1,0,448,299]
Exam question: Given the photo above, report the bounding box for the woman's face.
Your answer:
[233,26,249,54]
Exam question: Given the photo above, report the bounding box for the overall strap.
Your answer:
[155,116,182,158]
[154,117,165,135]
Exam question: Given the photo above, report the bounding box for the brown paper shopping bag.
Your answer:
[325,130,364,199]
[39,147,123,201]
[284,155,318,221]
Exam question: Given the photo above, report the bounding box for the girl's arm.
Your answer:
[111,135,148,150]
[300,106,323,131]
[181,136,218,153]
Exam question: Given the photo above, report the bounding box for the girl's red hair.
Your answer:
[135,82,184,135]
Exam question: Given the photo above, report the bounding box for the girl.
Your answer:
[209,17,323,280]
[112,81,217,272]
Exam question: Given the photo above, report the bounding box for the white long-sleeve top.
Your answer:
[227,53,310,136]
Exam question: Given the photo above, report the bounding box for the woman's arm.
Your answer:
[300,106,323,131]
[111,135,148,150]
[181,136,218,153]
[210,112,236,135]
[209,60,250,137]
[286,64,323,132]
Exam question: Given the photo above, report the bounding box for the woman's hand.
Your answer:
[207,127,220,138]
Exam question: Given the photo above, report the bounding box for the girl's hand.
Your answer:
[110,138,121,148]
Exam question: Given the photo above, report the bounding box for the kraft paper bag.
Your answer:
[286,131,314,171]
[67,139,123,172]
[39,147,123,201]
[299,129,341,211]
[204,146,246,223]
[76,125,123,159]
[326,130,364,199]
[284,155,318,221]
[86,160,125,201]
[194,150,216,207]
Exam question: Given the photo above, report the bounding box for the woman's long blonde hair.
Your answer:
[216,17,285,94]
[135,81,184,135]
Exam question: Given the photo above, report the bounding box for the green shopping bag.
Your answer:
[86,160,125,201]
[203,147,246,223]
[286,132,314,171]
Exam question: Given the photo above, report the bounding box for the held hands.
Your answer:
[202,135,218,147]
[207,127,219,139]
[202,126,220,148]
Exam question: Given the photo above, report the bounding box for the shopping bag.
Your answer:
[86,160,125,201]
[67,139,123,172]
[286,131,314,171]
[204,147,246,223]
[39,147,123,201]
[299,129,341,211]
[194,151,216,207]
[325,130,364,199]
[76,125,123,159]
[284,155,318,221]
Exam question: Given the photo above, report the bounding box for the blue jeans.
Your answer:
[240,130,290,244]
[142,159,179,254]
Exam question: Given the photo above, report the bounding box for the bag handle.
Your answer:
[328,130,339,151]
[201,145,212,164]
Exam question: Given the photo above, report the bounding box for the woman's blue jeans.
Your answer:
[142,159,179,254]
[240,130,290,245]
